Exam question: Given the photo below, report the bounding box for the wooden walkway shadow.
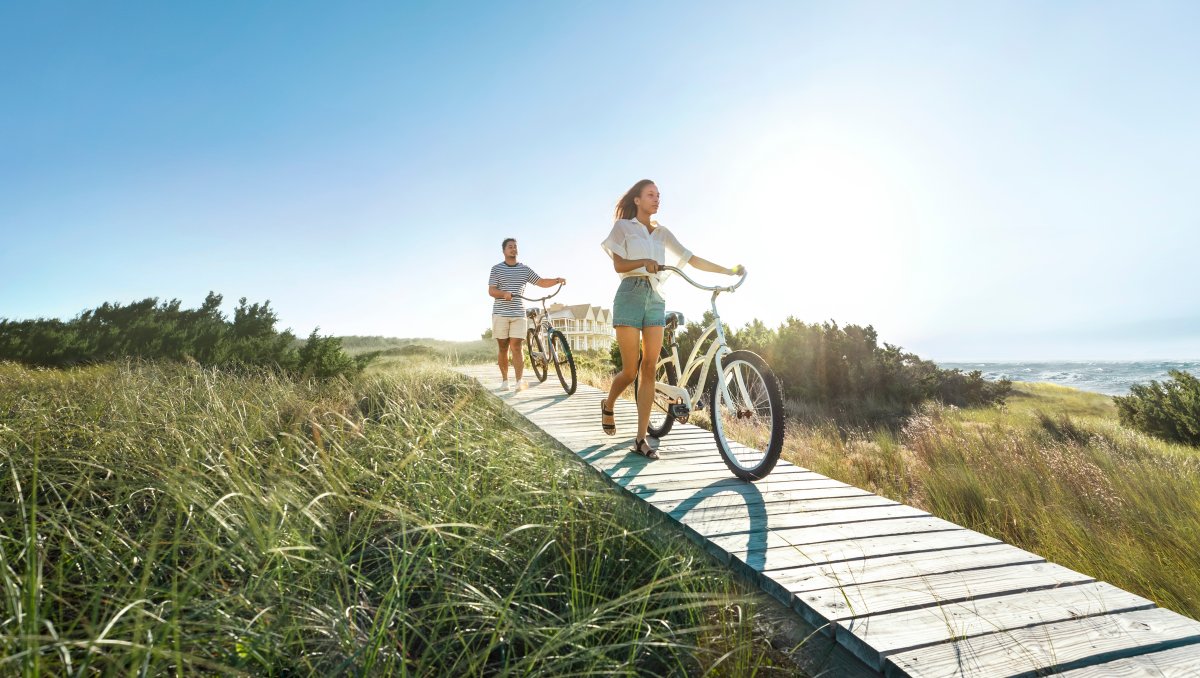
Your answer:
[458,365,1200,677]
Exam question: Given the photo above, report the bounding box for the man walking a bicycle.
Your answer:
[488,237,566,391]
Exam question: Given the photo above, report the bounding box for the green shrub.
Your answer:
[1114,369,1200,446]
[572,349,613,375]
[0,292,363,379]
[297,329,367,379]
[609,340,623,372]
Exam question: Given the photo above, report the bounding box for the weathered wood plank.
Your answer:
[804,561,1093,625]
[707,515,966,554]
[836,581,1156,672]
[741,530,1004,572]
[649,483,875,514]
[774,543,1042,595]
[668,495,902,525]
[1052,641,1200,677]
[638,475,853,497]
[606,464,814,487]
[885,608,1200,678]
[617,472,828,499]
[677,503,929,539]
[589,454,760,474]
[702,522,980,574]
[582,448,744,466]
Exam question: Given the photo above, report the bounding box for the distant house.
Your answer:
[546,303,615,352]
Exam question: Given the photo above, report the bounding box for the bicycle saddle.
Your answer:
[665,311,685,328]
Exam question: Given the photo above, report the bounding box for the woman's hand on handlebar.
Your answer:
[642,259,661,274]
[727,264,745,276]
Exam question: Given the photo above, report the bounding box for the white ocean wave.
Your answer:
[938,360,1200,396]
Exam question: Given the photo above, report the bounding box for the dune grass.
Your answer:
[0,359,801,675]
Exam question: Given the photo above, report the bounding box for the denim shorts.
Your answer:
[612,277,666,328]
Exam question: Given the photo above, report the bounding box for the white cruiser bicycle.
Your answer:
[634,265,785,481]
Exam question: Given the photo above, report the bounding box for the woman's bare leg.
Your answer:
[635,326,664,441]
[605,326,643,416]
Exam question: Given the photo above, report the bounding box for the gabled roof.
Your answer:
[547,303,614,324]
[567,304,595,321]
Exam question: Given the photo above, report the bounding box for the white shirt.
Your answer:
[600,218,693,294]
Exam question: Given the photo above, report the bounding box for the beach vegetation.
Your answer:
[1113,369,1200,446]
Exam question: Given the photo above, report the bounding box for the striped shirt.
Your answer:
[489,262,541,317]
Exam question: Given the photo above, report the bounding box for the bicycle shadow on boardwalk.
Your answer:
[589,450,770,573]
[518,390,575,416]
[666,479,769,572]
[578,442,661,500]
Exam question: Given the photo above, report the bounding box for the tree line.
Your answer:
[0,292,363,379]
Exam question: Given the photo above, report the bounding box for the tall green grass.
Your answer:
[0,359,799,675]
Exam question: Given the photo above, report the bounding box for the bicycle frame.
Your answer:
[518,283,565,365]
[652,266,747,416]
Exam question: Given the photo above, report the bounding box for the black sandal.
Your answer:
[600,401,616,435]
[631,438,659,460]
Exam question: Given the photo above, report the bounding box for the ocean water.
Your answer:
[937,361,1200,396]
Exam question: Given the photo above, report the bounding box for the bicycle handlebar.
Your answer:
[660,265,747,293]
[516,281,565,303]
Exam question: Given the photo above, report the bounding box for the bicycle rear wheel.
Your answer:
[526,329,548,382]
[709,350,784,481]
[549,330,576,394]
[635,352,679,439]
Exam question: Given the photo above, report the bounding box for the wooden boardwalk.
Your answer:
[458,366,1200,677]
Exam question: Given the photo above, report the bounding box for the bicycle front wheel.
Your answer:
[526,329,548,382]
[549,330,576,394]
[709,350,784,481]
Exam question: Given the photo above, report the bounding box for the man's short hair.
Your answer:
[502,237,516,250]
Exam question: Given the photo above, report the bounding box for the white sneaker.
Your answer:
[515,380,529,392]
[499,380,510,391]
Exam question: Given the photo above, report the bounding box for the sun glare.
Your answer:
[727,128,916,325]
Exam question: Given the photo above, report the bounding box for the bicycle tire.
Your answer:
[709,350,784,481]
[526,329,548,382]
[549,330,576,395]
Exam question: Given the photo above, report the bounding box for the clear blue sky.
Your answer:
[2,1,1197,360]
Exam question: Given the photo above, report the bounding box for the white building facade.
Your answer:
[546,303,615,352]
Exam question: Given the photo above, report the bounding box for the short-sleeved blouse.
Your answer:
[600,218,692,294]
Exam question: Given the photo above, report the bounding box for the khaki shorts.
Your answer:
[492,315,529,340]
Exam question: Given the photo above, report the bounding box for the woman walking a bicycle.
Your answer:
[600,179,742,459]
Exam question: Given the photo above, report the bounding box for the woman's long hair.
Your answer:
[614,179,655,221]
